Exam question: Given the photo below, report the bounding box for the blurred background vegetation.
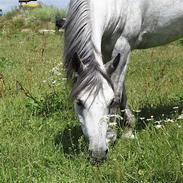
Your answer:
[0,6,66,32]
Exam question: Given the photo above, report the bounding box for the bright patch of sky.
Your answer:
[0,0,69,13]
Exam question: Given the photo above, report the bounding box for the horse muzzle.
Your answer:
[89,148,109,164]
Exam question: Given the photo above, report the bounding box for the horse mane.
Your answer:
[64,0,113,98]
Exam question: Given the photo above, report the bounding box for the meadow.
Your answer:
[0,8,183,183]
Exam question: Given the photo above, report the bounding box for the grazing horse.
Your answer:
[64,0,183,162]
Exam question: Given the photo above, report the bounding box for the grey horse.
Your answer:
[64,0,183,162]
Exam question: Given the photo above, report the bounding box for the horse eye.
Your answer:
[76,99,84,107]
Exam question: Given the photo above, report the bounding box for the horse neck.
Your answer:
[90,0,128,63]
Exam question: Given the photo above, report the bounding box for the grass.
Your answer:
[0,7,66,32]
[0,10,183,182]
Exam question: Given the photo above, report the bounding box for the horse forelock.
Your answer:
[71,63,114,100]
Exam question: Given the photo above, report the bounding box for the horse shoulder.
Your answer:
[121,1,144,48]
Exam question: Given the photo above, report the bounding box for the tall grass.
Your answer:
[0,10,183,182]
[4,8,20,19]
[26,6,66,23]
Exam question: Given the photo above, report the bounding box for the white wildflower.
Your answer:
[177,114,183,120]
[42,80,47,83]
[155,124,163,129]
[52,80,57,84]
[122,131,136,139]
[140,117,145,120]
[134,110,141,113]
[173,106,179,110]
[52,67,62,76]
[165,119,174,123]
[104,114,123,121]
[177,125,181,128]
[147,118,153,122]
[155,120,163,125]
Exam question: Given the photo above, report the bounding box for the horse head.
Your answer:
[72,53,120,163]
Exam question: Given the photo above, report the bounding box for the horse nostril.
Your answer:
[105,149,109,155]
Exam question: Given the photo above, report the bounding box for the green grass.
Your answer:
[0,12,183,182]
[26,6,66,22]
[0,7,66,33]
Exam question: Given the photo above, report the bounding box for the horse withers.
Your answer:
[64,0,183,163]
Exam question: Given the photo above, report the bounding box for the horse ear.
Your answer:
[105,53,120,76]
[72,53,85,73]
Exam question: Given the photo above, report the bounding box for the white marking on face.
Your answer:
[74,77,114,160]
